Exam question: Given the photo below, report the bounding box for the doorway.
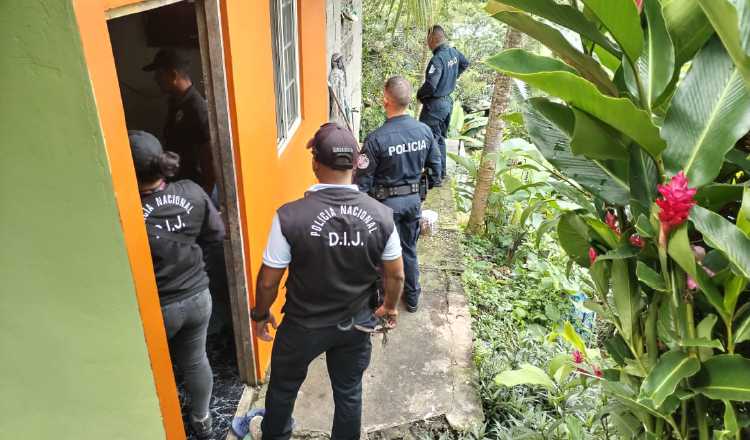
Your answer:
[106,0,254,437]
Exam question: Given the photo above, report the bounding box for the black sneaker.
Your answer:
[190,413,213,439]
[405,303,418,313]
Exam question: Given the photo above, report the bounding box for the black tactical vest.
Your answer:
[277,187,395,328]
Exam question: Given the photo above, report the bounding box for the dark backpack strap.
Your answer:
[145,223,196,245]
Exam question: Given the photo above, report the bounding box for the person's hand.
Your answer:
[375,305,398,329]
[254,314,278,341]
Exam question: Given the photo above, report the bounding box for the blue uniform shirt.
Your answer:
[417,44,469,102]
[355,114,442,193]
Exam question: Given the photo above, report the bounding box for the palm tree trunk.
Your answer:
[466,28,523,234]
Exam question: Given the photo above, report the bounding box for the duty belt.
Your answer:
[372,183,420,201]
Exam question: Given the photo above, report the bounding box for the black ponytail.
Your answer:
[135,150,180,183]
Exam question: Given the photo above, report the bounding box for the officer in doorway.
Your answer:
[144,49,229,335]
[356,76,442,313]
[250,123,405,440]
[417,25,469,179]
[143,49,216,196]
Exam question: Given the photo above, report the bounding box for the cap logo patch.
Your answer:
[332,146,353,153]
[357,154,370,170]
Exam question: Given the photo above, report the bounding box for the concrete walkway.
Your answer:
[229,146,483,439]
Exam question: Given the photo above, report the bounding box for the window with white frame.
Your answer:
[270,0,301,150]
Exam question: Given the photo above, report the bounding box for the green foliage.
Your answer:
[462,235,607,439]
[485,0,750,437]
[361,0,506,137]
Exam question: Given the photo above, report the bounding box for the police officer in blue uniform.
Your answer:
[356,76,442,313]
[417,25,469,179]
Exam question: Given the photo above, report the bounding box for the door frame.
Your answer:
[72,1,256,439]
[194,0,256,384]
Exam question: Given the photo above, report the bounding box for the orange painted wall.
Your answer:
[222,0,327,379]
[72,0,327,437]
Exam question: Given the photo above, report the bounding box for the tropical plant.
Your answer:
[447,100,488,149]
[467,28,524,235]
[452,137,593,262]
[484,0,750,438]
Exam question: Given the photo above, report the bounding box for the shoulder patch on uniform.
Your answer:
[357,154,370,170]
[428,65,436,75]
[175,109,184,123]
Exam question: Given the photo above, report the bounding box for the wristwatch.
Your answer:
[251,308,269,322]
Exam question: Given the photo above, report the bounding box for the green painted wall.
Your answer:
[0,1,166,439]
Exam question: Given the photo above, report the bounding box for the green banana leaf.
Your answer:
[570,108,629,160]
[697,0,750,88]
[523,98,630,205]
[738,186,750,235]
[692,354,750,401]
[637,261,668,292]
[629,145,659,220]
[612,259,640,342]
[486,0,621,57]
[723,400,740,438]
[694,184,745,211]
[548,180,597,214]
[641,0,677,107]
[697,314,719,360]
[447,152,477,179]
[604,381,677,421]
[590,259,612,298]
[726,149,750,173]
[661,37,750,187]
[587,218,620,248]
[660,0,714,65]
[690,205,750,280]
[639,350,701,409]
[580,0,643,62]
[735,312,750,344]
[557,212,591,267]
[447,100,465,138]
[489,7,618,96]
[495,364,555,389]
[668,223,729,321]
[489,49,666,157]
[723,275,747,320]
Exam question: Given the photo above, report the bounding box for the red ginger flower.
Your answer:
[629,234,645,248]
[572,350,584,364]
[605,211,621,236]
[593,366,603,378]
[655,171,696,236]
[635,0,643,12]
[589,247,598,265]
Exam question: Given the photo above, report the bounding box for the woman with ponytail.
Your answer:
[128,130,224,439]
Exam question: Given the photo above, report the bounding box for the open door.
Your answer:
[193,0,256,386]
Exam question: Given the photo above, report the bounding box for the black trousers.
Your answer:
[383,194,422,306]
[261,319,373,440]
[420,98,452,177]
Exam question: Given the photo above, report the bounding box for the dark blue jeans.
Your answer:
[383,194,422,306]
[420,99,452,178]
[161,289,213,419]
[262,319,372,440]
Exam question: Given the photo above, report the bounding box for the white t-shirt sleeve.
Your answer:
[262,213,291,268]
[381,228,402,261]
